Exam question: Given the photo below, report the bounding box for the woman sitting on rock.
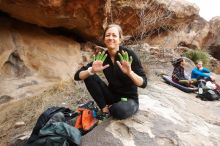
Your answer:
[172,58,196,87]
[74,24,147,120]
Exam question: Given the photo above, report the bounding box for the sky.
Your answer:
[186,0,220,21]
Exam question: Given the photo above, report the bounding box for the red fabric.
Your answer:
[214,82,220,95]
[74,108,98,132]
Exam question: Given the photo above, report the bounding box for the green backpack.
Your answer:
[30,122,81,146]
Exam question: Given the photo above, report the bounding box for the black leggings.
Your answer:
[84,75,139,120]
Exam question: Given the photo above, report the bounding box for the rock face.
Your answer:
[148,16,209,49]
[0,15,81,80]
[0,0,199,42]
[204,17,220,60]
[0,15,82,99]
[107,0,198,37]
[0,0,105,41]
[0,0,107,41]
[81,81,220,146]
[1,0,219,59]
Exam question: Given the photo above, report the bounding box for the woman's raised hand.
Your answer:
[92,52,109,73]
[117,51,133,75]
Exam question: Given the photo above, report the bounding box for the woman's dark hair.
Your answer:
[172,58,183,66]
[103,24,124,41]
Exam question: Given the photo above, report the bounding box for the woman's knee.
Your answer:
[110,99,139,120]
[85,75,97,83]
[84,75,102,87]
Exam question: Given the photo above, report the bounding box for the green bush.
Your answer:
[183,50,210,67]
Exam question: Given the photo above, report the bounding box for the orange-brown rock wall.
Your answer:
[0,0,107,40]
[0,0,199,43]
[0,16,81,80]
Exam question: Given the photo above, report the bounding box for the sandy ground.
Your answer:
[0,79,90,146]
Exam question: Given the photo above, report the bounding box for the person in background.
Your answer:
[172,58,195,87]
[74,24,147,120]
[172,58,187,82]
[191,60,214,81]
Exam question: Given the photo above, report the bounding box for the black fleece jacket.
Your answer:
[74,46,147,98]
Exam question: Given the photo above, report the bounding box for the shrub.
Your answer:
[183,49,210,67]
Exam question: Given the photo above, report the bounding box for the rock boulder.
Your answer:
[81,81,220,146]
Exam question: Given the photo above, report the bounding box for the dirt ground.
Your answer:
[0,80,90,146]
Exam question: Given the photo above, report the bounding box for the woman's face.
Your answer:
[104,27,121,50]
[180,60,185,66]
[197,62,203,69]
